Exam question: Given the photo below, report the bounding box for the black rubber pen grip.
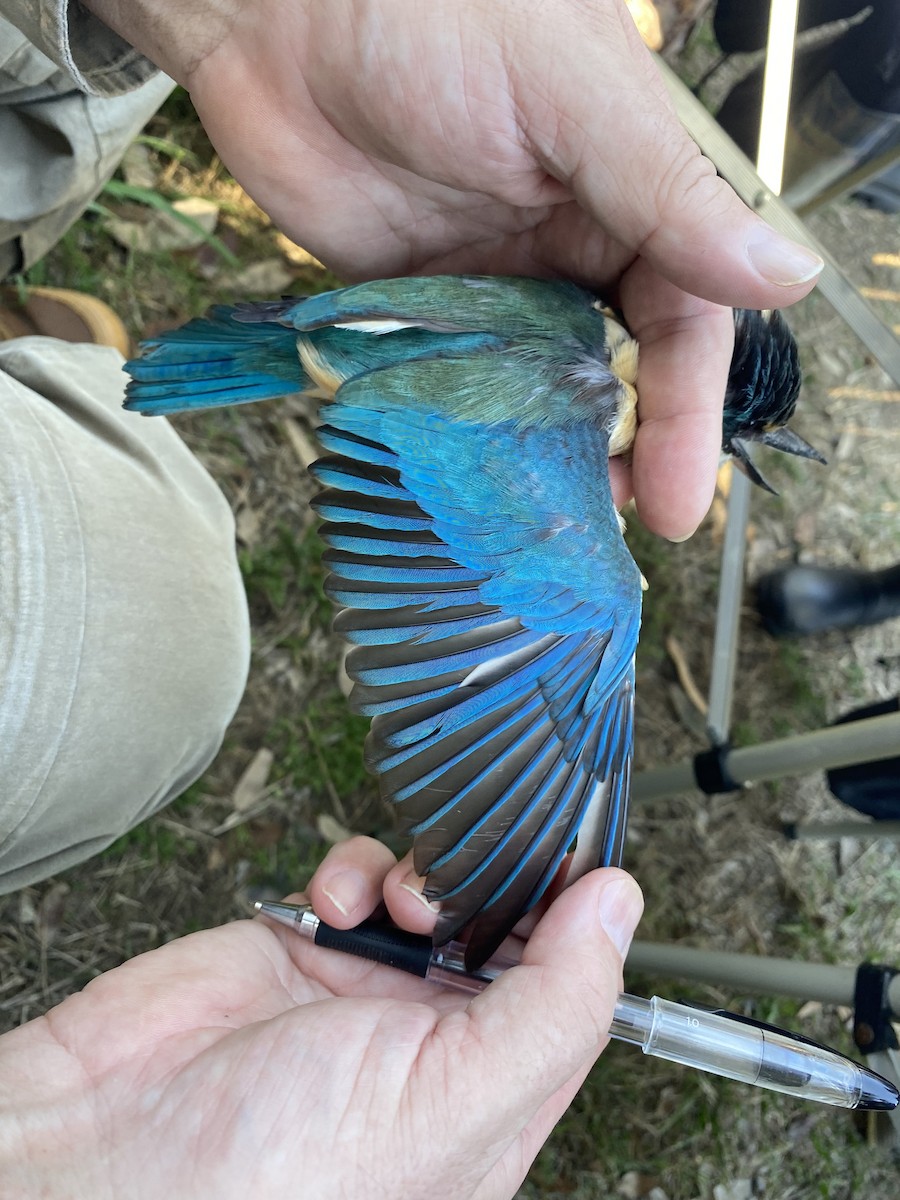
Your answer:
[314,918,434,977]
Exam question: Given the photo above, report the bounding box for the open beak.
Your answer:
[753,426,828,464]
[730,427,827,494]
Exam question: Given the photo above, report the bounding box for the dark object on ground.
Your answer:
[713,0,900,211]
[855,161,900,211]
[827,696,900,820]
[756,562,900,637]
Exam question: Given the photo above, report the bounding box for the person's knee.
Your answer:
[0,338,251,891]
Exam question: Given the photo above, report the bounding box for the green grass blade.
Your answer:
[134,134,201,169]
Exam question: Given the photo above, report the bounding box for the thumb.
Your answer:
[444,870,643,1146]
[514,2,822,307]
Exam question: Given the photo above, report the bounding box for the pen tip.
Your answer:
[252,899,312,929]
[858,1069,900,1111]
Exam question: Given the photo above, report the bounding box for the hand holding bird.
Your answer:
[85,0,824,540]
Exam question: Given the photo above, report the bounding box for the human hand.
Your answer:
[0,838,643,1200]
[85,0,822,537]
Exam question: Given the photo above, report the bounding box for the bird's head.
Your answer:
[722,308,826,493]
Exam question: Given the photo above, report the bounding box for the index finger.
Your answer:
[620,261,734,539]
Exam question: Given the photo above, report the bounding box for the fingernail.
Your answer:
[597,875,643,959]
[322,869,366,917]
[399,876,440,913]
[666,528,698,544]
[746,225,823,287]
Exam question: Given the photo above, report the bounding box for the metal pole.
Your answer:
[755,0,800,194]
[633,711,900,801]
[627,941,900,1019]
[794,142,900,217]
[705,471,751,745]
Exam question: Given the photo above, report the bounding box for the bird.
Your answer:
[124,275,824,969]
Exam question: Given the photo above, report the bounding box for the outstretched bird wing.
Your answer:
[311,354,643,968]
[125,275,645,969]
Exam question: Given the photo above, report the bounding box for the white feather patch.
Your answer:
[333,319,421,334]
[460,633,557,688]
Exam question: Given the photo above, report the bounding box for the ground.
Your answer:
[1,66,898,1200]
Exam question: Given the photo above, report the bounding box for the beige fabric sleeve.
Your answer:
[0,0,158,95]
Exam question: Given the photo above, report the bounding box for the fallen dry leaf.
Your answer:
[221,258,295,295]
[235,502,261,547]
[281,416,319,471]
[38,882,70,947]
[316,813,356,845]
[665,634,708,716]
[121,142,157,190]
[105,196,220,254]
[231,747,275,812]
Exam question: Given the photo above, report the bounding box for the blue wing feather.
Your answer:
[314,358,643,966]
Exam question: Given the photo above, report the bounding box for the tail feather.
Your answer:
[124,307,302,415]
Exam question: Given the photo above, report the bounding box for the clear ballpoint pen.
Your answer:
[255,900,898,1112]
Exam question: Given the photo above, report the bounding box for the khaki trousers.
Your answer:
[0,338,250,890]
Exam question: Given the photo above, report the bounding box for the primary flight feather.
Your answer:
[124,275,822,968]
